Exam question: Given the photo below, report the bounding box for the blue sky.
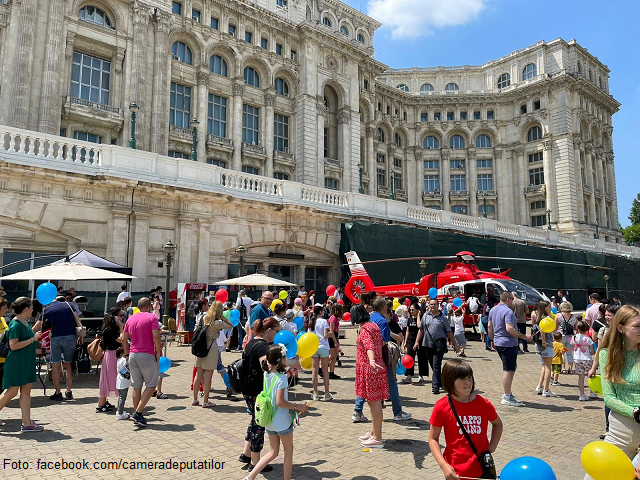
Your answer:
[342,0,640,227]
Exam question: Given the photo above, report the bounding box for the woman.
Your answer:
[584,305,640,480]
[0,299,8,394]
[152,294,161,319]
[239,316,283,473]
[96,310,123,412]
[556,301,577,374]
[354,303,388,448]
[481,296,497,351]
[192,300,232,408]
[0,297,43,431]
[327,303,342,380]
[402,302,428,383]
[532,300,556,398]
[310,305,334,401]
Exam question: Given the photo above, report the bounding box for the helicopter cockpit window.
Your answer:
[500,279,545,304]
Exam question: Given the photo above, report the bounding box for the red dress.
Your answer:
[355,321,389,401]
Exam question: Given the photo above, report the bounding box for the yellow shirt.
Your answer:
[552,341,564,365]
[0,317,7,364]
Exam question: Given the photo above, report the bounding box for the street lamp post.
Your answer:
[419,260,427,277]
[547,208,552,231]
[190,118,199,161]
[358,161,364,194]
[389,168,395,200]
[594,220,600,240]
[162,240,177,329]
[129,103,139,149]
[482,192,488,219]
[235,244,247,276]
[604,272,610,300]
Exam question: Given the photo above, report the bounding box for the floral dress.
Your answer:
[355,321,389,402]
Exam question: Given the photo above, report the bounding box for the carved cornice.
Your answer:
[265,93,276,107]
[154,8,172,33]
[232,82,244,96]
[337,111,350,124]
[515,146,524,156]
[196,71,209,87]
[494,148,502,158]
[132,0,152,26]
[585,143,595,154]
[440,148,449,160]
[542,140,552,151]
[573,138,582,149]
[365,126,376,138]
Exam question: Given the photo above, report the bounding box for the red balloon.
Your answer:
[326,285,336,296]
[405,298,411,307]
[215,289,229,303]
[342,312,351,321]
[401,354,414,369]
[337,299,344,305]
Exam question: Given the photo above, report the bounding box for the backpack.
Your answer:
[191,323,215,358]
[0,331,8,359]
[469,297,479,313]
[254,375,278,427]
[562,317,575,336]
[227,339,266,395]
[238,301,248,322]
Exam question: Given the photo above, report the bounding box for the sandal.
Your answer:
[191,400,200,406]
[202,402,215,408]
[156,393,168,399]
[561,369,568,374]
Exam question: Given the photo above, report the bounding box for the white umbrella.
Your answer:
[0,262,135,281]
[214,273,296,287]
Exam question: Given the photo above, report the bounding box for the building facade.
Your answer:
[0,0,628,293]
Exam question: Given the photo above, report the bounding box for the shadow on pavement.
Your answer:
[384,438,430,469]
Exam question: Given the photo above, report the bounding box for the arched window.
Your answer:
[340,25,349,36]
[79,6,113,29]
[445,83,459,91]
[377,128,385,142]
[420,83,434,92]
[397,84,409,92]
[476,134,491,148]
[275,77,289,96]
[171,41,192,65]
[322,17,332,27]
[243,67,260,87]
[497,73,510,89]
[209,55,227,76]
[527,126,542,142]
[522,63,537,80]
[449,135,465,149]
[394,133,402,147]
[357,33,365,43]
[423,136,439,149]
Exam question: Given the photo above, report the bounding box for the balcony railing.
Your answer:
[170,125,192,135]
[525,184,545,194]
[324,157,342,169]
[449,190,469,198]
[595,188,604,197]
[206,135,233,148]
[68,96,121,115]
[242,143,266,156]
[583,184,593,194]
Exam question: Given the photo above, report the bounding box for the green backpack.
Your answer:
[254,375,278,427]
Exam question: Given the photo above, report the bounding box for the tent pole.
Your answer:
[104,281,108,315]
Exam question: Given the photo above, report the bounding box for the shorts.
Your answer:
[495,345,518,372]
[552,364,562,375]
[266,424,294,436]
[536,346,555,358]
[129,352,159,389]
[50,335,77,363]
[328,337,337,349]
[454,332,466,347]
[312,347,330,359]
[574,359,593,375]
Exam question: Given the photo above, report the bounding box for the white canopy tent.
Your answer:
[214,273,296,287]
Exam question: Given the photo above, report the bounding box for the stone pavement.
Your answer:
[0,329,601,480]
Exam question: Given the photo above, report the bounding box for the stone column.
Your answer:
[365,125,376,195]
[130,2,152,151]
[196,71,209,162]
[37,0,65,134]
[573,138,585,223]
[414,149,423,206]
[596,151,607,226]
[8,0,38,128]
[109,212,130,268]
[338,110,352,191]
[441,147,450,211]
[468,149,477,215]
[542,140,556,226]
[317,109,326,188]
[231,81,244,171]
[265,92,276,179]
[495,147,508,222]
[514,146,526,225]
[178,218,193,282]
[607,154,619,229]
[131,213,150,292]
[586,144,597,225]
[150,9,171,153]
[196,220,211,283]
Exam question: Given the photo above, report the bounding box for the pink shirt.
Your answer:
[585,302,602,326]
[123,312,160,355]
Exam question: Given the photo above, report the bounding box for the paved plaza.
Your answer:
[1,328,599,480]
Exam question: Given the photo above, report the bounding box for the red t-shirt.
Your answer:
[429,394,497,478]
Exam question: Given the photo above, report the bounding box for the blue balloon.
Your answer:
[274,330,296,347]
[293,315,304,331]
[396,361,406,375]
[223,372,230,388]
[453,297,463,308]
[551,306,558,315]
[158,356,171,373]
[428,287,438,298]
[36,282,57,306]
[500,457,556,480]
[296,330,304,341]
[230,309,241,326]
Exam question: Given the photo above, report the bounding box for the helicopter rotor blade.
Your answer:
[341,256,457,267]
[474,256,614,271]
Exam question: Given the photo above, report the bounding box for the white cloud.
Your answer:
[368,0,487,39]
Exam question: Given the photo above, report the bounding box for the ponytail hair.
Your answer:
[261,344,288,373]
[309,304,323,332]
[252,316,280,336]
[331,303,343,318]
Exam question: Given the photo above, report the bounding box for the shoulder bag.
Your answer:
[425,315,448,354]
[447,395,497,479]
[87,335,104,362]
[66,302,86,339]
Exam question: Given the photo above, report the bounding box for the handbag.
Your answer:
[424,317,448,355]
[446,395,497,479]
[66,302,86,338]
[87,336,104,362]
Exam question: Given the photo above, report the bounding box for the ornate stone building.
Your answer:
[0,0,628,292]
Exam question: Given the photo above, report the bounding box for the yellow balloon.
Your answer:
[392,299,400,311]
[539,317,556,333]
[583,311,587,319]
[300,357,313,371]
[589,375,603,395]
[279,290,288,300]
[270,299,283,310]
[297,332,319,358]
[581,441,635,480]
[132,307,140,315]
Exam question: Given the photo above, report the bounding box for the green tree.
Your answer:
[630,193,640,226]
[620,224,640,246]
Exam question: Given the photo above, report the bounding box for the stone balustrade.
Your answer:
[0,124,637,259]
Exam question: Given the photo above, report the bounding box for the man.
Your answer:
[249,290,273,327]
[488,292,533,407]
[64,291,82,317]
[585,293,602,326]
[511,295,529,353]
[236,289,253,350]
[42,297,81,401]
[116,284,130,303]
[121,297,162,427]
[297,285,306,297]
[352,298,411,423]
[612,296,621,307]
[557,289,569,303]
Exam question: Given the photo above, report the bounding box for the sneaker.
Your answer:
[393,411,412,421]
[132,412,147,427]
[324,392,333,401]
[312,392,320,401]
[579,394,589,401]
[96,404,113,413]
[329,373,341,380]
[589,392,599,398]
[65,391,73,400]
[401,376,412,384]
[116,412,130,421]
[551,381,561,386]
[21,422,44,433]
[352,411,368,423]
[226,387,234,397]
[238,454,251,464]
[359,432,373,441]
[459,353,467,358]
[534,385,544,394]
[104,401,114,409]
[501,394,523,407]
[49,392,63,402]
[360,437,384,448]
[432,388,440,395]
[418,376,425,383]
[541,390,557,398]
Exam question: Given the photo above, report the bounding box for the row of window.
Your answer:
[421,168,544,192]
[397,82,459,92]
[418,110,494,122]
[419,134,492,150]
[423,159,493,170]
[321,17,366,43]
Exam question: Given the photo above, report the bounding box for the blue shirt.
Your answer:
[43,301,77,338]
[250,303,272,327]
[369,312,390,342]
[488,303,518,348]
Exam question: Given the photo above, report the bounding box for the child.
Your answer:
[453,308,467,358]
[115,347,131,420]
[552,332,564,386]
[570,320,596,401]
[244,344,308,480]
[429,359,503,480]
